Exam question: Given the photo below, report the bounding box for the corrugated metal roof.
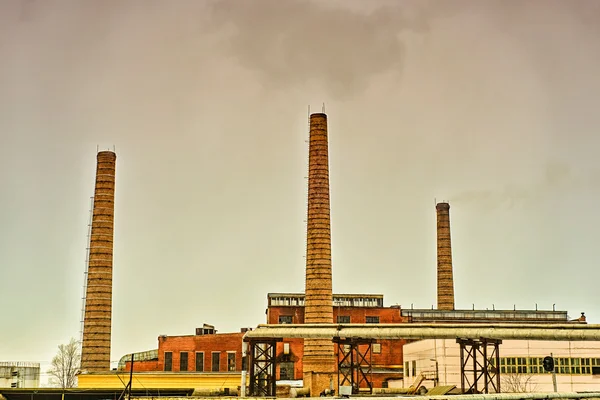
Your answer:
[427,385,457,395]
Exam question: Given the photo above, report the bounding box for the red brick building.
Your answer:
[120,324,246,374]
[266,293,407,387]
[119,296,407,389]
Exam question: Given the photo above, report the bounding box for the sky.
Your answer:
[1,0,599,376]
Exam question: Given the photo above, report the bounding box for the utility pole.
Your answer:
[551,353,557,393]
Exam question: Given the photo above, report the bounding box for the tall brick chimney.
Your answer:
[303,113,336,395]
[81,151,117,372]
[436,202,455,310]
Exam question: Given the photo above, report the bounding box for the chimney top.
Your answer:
[97,150,116,160]
[436,202,450,211]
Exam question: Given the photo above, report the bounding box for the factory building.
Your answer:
[0,363,39,388]
[267,293,406,387]
[403,337,600,393]
[76,116,600,395]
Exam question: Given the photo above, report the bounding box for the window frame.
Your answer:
[164,351,173,372]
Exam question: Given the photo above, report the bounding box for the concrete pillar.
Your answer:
[303,113,336,395]
[436,202,455,310]
[81,151,116,372]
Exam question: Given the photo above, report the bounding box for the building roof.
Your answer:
[401,309,577,323]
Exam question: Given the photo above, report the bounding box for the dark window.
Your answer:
[337,315,350,323]
[212,352,220,371]
[412,360,417,377]
[280,361,295,380]
[592,366,600,375]
[279,315,293,324]
[195,352,204,372]
[228,353,236,371]
[164,352,173,371]
[180,352,188,371]
[366,316,380,324]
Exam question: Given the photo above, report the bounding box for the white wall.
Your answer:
[403,339,600,393]
[0,363,40,388]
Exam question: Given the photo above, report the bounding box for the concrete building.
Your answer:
[0,363,40,388]
[403,338,600,392]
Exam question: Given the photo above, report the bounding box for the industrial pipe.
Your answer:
[242,323,600,341]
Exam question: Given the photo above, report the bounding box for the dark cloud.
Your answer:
[200,0,434,99]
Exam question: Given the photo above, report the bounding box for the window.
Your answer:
[164,352,173,371]
[279,315,293,324]
[372,343,381,354]
[337,315,350,323]
[500,357,600,375]
[404,361,409,377]
[195,352,204,372]
[227,353,236,371]
[180,352,188,371]
[366,316,380,324]
[212,352,220,372]
[280,362,295,380]
[412,360,417,377]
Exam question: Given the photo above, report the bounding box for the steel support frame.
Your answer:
[334,338,373,395]
[248,338,281,397]
[457,338,502,394]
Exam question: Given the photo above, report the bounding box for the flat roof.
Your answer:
[268,293,384,299]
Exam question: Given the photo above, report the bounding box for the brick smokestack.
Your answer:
[81,151,116,372]
[436,202,455,310]
[303,113,336,395]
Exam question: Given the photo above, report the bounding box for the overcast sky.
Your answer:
[1,0,599,371]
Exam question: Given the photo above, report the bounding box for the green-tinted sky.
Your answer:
[1,0,599,372]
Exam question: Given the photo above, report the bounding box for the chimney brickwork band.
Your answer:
[303,113,335,393]
[81,151,116,372]
[436,202,455,310]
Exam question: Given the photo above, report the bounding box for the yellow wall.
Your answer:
[78,372,242,390]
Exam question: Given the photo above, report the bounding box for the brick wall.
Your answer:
[269,305,407,384]
[147,333,245,372]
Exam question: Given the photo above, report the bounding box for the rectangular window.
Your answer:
[412,360,416,377]
[337,315,350,323]
[279,315,293,324]
[164,352,173,371]
[212,352,220,372]
[280,362,295,380]
[404,361,409,377]
[195,352,204,372]
[366,316,380,324]
[227,353,236,371]
[372,343,381,354]
[180,351,188,371]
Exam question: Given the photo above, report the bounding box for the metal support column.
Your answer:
[248,338,281,397]
[334,338,373,395]
[456,338,502,394]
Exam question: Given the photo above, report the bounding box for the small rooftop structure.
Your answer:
[268,293,384,308]
[401,309,584,324]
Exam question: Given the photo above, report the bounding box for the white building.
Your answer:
[0,362,40,388]
[403,339,600,393]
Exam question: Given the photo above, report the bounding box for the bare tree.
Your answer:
[502,372,538,393]
[48,338,80,388]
